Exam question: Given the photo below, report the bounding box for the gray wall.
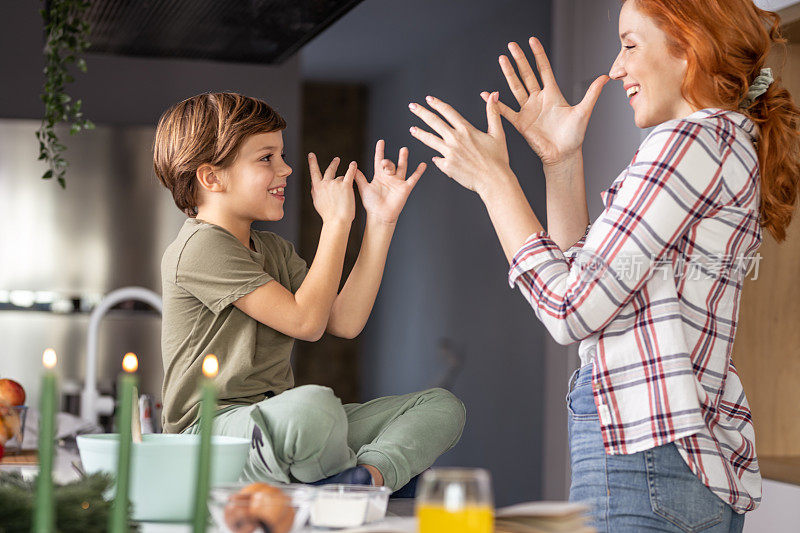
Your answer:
[0,3,302,410]
[355,1,554,506]
[0,1,302,243]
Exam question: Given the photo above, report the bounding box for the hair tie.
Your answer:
[739,67,774,109]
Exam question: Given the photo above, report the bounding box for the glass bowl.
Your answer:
[208,482,314,533]
[0,404,28,454]
[309,484,391,528]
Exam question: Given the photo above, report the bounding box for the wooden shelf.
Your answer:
[759,456,800,486]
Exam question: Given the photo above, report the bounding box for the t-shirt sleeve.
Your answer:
[276,234,308,292]
[176,225,273,314]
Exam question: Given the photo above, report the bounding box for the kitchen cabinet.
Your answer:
[731,9,800,486]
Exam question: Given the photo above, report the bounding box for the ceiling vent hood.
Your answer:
[78,0,364,64]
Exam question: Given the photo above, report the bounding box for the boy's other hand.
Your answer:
[354,140,426,225]
[308,153,356,224]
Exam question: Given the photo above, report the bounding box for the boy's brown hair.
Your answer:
[153,92,286,216]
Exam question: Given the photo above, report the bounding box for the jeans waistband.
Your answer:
[574,363,593,387]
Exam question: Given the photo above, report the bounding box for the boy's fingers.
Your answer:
[381,159,396,175]
[397,147,409,177]
[308,153,322,182]
[323,157,341,180]
[354,169,369,191]
[406,162,427,188]
[374,139,385,174]
[343,161,357,183]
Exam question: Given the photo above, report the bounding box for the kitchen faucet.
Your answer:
[80,286,163,425]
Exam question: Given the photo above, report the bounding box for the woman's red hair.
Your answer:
[629,0,800,242]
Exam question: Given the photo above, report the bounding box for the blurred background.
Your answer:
[0,0,798,527]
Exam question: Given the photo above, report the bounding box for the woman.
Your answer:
[408,0,800,531]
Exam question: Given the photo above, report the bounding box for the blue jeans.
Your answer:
[566,364,745,532]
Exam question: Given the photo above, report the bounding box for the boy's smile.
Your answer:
[221,130,292,222]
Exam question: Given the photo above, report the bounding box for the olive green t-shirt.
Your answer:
[160,218,308,434]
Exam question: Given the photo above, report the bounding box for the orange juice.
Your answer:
[417,504,494,533]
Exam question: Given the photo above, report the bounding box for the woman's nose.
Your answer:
[609,54,625,80]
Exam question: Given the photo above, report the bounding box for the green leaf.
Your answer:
[42,169,53,180]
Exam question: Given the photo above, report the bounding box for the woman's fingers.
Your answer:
[528,36,557,88]
[424,96,470,131]
[486,92,505,140]
[408,102,453,138]
[576,74,611,117]
[499,55,529,107]
[323,156,341,180]
[507,41,541,94]
[409,126,448,155]
[480,92,518,125]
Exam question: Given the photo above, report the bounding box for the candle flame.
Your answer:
[42,348,57,369]
[202,354,219,378]
[122,352,138,373]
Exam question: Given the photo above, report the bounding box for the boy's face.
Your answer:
[220,130,292,222]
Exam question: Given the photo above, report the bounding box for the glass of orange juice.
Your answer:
[416,467,494,533]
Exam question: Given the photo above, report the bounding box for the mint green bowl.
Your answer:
[76,433,250,522]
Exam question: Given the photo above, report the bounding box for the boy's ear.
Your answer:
[196,164,225,192]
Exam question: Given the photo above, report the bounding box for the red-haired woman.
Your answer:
[409,0,800,530]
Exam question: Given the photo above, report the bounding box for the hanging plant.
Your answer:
[36,0,94,188]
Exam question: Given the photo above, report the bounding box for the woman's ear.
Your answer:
[196,164,225,192]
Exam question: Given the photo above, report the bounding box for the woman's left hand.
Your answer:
[408,93,513,196]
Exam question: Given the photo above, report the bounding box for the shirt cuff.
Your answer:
[507,230,566,288]
[564,223,592,258]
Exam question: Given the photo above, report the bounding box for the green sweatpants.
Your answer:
[185,385,466,491]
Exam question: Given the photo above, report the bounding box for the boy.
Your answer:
[153,92,465,491]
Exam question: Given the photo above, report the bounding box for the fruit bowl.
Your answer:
[0,404,27,455]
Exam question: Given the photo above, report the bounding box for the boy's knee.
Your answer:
[426,387,466,434]
[257,385,348,460]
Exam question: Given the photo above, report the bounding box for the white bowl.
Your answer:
[76,433,249,522]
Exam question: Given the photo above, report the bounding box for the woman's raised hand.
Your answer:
[354,140,427,225]
[408,93,512,196]
[308,153,356,224]
[484,37,609,167]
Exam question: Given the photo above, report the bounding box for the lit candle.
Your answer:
[193,354,218,533]
[32,348,57,533]
[109,352,138,533]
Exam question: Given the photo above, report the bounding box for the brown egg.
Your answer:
[224,496,260,533]
[245,484,295,533]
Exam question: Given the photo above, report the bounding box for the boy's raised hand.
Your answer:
[354,140,426,225]
[308,153,357,224]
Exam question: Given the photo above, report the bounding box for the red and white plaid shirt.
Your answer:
[508,108,762,512]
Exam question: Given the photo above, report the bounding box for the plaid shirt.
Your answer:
[508,108,762,512]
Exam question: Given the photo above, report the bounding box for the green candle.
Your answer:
[109,352,138,533]
[193,354,218,533]
[32,348,58,533]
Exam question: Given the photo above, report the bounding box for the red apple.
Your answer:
[0,379,25,406]
[0,441,4,461]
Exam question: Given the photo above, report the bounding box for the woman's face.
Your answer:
[609,0,696,129]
